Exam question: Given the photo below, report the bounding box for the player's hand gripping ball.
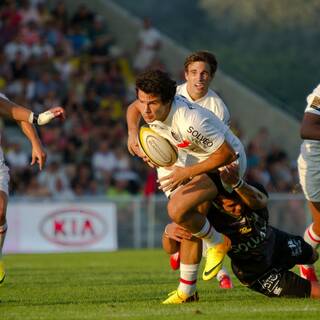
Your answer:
[138,125,178,167]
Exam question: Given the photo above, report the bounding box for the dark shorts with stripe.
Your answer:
[232,228,313,298]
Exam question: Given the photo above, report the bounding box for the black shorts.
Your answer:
[272,227,314,270]
[249,268,311,298]
[232,228,314,298]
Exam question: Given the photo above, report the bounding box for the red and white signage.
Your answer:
[4,203,117,253]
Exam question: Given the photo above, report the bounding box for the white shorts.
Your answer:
[157,148,247,198]
[297,153,320,201]
[0,164,10,195]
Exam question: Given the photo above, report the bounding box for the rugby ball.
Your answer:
[138,125,178,167]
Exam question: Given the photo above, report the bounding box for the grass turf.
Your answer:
[1,250,320,320]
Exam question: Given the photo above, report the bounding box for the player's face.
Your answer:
[137,89,171,123]
[214,195,243,216]
[185,61,212,100]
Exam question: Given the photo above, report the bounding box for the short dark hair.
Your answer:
[135,69,176,104]
[184,51,218,76]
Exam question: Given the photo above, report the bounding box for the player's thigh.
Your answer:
[168,174,217,218]
[249,268,311,298]
[157,158,185,198]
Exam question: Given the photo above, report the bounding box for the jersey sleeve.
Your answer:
[305,84,320,115]
[215,97,231,126]
[182,108,226,154]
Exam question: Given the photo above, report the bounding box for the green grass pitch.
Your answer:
[1,250,320,320]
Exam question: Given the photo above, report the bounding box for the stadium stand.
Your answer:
[0,0,302,200]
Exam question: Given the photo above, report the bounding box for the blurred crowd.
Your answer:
[0,0,300,199]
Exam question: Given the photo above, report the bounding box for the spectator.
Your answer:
[37,160,71,197]
[4,33,31,62]
[6,142,29,170]
[18,0,40,26]
[50,0,68,31]
[92,141,117,180]
[133,18,161,72]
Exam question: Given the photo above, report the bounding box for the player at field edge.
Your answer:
[163,163,320,301]
[298,83,320,282]
[0,93,65,284]
[127,68,248,302]
[127,51,233,289]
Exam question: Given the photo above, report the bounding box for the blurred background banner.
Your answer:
[3,195,307,252]
[4,202,117,253]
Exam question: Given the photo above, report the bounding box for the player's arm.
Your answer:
[126,100,144,156]
[159,141,236,192]
[0,96,65,125]
[162,222,192,254]
[180,140,236,176]
[232,181,267,210]
[220,163,267,210]
[17,121,46,170]
[300,112,320,140]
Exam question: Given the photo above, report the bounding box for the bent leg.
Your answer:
[167,174,217,232]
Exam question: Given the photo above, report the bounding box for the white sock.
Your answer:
[216,267,229,282]
[304,223,320,249]
[0,223,8,258]
[303,223,320,268]
[192,218,216,249]
[178,263,198,296]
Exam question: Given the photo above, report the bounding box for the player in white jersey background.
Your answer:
[130,69,247,303]
[298,84,320,283]
[0,93,65,284]
[127,51,234,295]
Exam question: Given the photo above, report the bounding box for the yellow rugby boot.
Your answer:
[0,260,5,285]
[162,290,199,304]
[202,244,226,281]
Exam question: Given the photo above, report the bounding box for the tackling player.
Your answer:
[0,93,65,284]
[127,51,233,289]
[298,83,320,282]
[163,163,320,301]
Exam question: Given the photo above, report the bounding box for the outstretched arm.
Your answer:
[220,163,267,210]
[0,96,65,125]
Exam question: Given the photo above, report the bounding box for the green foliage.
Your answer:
[116,0,320,117]
[1,251,320,319]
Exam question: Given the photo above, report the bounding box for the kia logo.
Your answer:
[39,208,107,246]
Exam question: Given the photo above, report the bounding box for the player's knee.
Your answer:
[167,200,185,224]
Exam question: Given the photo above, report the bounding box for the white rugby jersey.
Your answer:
[300,84,320,159]
[0,93,8,163]
[177,82,230,126]
[149,95,244,165]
